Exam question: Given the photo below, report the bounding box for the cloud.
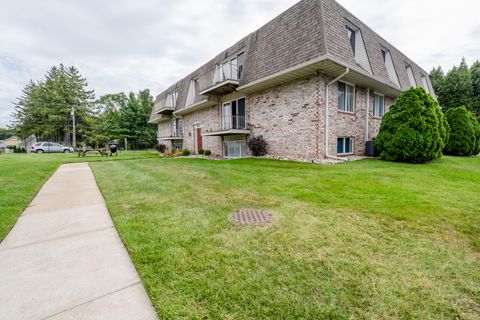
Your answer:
[0,0,479,127]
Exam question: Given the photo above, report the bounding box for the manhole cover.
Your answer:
[231,209,272,226]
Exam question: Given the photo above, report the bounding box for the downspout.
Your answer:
[365,88,370,142]
[325,68,350,160]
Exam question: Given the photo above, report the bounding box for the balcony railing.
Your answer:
[214,61,238,83]
[200,61,240,96]
[171,129,183,138]
[222,115,247,130]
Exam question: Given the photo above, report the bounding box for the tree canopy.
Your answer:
[12,64,95,143]
[11,64,157,149]
[430,58,480,119]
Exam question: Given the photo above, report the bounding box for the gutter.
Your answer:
[365,87,370,142]
[324,67,350,160]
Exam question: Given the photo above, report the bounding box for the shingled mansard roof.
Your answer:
[150,0,432,123]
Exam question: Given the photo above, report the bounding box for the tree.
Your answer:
[94,90,156,149]
[375,87,449,163]
[470,61,480,118]
[12,64,95,144]
[0,128,15,140]
[443,106,480,156]
[430,58,480,119]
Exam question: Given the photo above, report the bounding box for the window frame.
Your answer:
[337,137,354,155]
[346,25,357,57]
[421,75,430,93]
[337,81,356,114]
[373,93,385,118]
[222,97,246,130]
[406,65,417,87]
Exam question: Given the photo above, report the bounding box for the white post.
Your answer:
[124,138,128,151]
[71,106,76,148]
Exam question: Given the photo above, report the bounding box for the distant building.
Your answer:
[149,0,433,161]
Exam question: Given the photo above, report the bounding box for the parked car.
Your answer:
[31,142,74,153]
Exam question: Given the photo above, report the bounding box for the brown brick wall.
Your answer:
[159,72,396,161]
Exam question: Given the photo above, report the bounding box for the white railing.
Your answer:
[213,61,238,84]
[222,115,246,130]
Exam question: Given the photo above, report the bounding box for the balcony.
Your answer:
[158,131,183,141]
[155,105,175,115]
[200,61,240,96]
[202,115,250,136]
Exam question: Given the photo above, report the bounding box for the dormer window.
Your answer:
[185,79,197,107]
[381,48,400,87]
[167,90,179,108]
[213,52,245,83]
[345,22,372,74]
[421,75,430,93]
[406,66,416,87]
[347,26,356,56]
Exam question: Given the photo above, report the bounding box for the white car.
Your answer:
[31,142,74,153]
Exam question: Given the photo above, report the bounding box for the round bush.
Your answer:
[375,87,449,163]
[204,149,211,156]
[247,135,268,157]
[181,149,191,156]
[444,106,480,156]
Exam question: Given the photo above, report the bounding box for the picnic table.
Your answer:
[77,149,109,157]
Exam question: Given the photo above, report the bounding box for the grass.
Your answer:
[0,151,158,240]
[89,156,480,319]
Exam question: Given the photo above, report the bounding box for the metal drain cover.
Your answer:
[231,209,272,226]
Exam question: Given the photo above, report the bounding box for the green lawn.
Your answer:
[0,151,158,240]
[89,156,480,319]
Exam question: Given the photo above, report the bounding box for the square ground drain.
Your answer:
[231,209,272,226]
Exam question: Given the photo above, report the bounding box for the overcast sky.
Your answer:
[0,0,479,127]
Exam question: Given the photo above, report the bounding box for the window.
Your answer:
[373,94,385,118]
[381,49,400,86]
[345,23,372,74]
[214,52,245,83]
[337,137,353,155]
[421,75,430,93]
[346,26,356,56]
[338,82,355,113]
[167,91,179,108]
[222,98,246,130]
[237,52,245,79]
[171,118,182,137]
[224,137,246,158]
[406,66,416,87]
[185,79,197,106]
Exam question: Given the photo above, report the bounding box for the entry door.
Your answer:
[196,127,203,152]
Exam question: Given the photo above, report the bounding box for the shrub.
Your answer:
[444,106,480,156]
[204,150,211,156]
[247,135,268,157]
[198,149,205,155]
[375,87,449,163]
[181,149,191,156]
[155,144,167,153]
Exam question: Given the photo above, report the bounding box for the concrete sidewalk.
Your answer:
[0,163,158,320]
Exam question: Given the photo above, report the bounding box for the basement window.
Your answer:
[337,137,353,155]
[338,81,355,113]
[373,94,385,118]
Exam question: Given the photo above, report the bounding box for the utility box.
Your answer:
[365,140,379,157]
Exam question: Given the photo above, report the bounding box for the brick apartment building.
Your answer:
[149,0,433,161]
